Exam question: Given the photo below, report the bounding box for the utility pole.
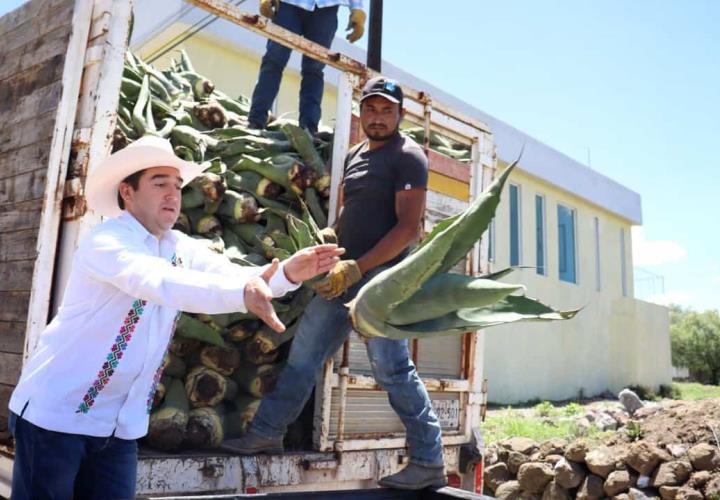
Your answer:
[367,0,383,71]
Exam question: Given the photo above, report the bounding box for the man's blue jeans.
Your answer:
[9,410,137,499]
[250,268,444,467]
[248,3,339,133]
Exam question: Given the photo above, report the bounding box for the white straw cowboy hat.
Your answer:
[86,136,206,218]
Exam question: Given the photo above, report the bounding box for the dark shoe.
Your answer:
[220,430,283,455]
[378,462,447,490]
[247,120,265,130]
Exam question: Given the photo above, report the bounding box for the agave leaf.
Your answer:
[355,295,580,340]
[354,157,519,323]
[387,273,524,326]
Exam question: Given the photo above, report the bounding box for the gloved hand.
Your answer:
[260,0,280,19]
[313,259,362,300]
[346,8,366,43]
[319,227,338,244]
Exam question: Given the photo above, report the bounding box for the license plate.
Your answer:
[432,399,460,428]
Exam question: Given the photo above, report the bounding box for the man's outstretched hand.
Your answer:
[244,259,285,333]
[283,244,344,284]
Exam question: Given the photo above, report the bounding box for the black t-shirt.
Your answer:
[337,133,428,264]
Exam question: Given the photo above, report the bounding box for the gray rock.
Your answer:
[687,443,718,471]
[651,460,692,488]
[565,439,589,463]
[576,417,592,435]
[605,470,632,496]
[687,470,711,489]
[665,444,688,459]
[658,485,680,500]
[577,474,605,499]
[636,475,652,489]
[628,487,654,500]
[542,480,571,500]
[508,450,531,475]
[517,462,555,494]
[674,487,703,500]
[502,437,540,455]
[484,444,500,466]
[595,412,619,431]
[485,462,512,494]
[705,475,720,499]
[585,446,616,478]
[538,438,568,458]
[495,480,522,500]
[626,441,668,476]
[619,389,645,415]
[554,457,586,489]
[544,454,564,466]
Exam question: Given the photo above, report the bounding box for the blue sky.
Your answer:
[3,0,718,311]
[349,1,719,312]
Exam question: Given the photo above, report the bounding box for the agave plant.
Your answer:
[349,157,579,340]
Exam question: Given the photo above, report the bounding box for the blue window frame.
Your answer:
[509,184,521,266]
[535,194,546,275]
[557,204,577,283]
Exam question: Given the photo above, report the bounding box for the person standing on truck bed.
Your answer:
[223,77,448,490]
[6,136,343,500]
[248,0,366,133]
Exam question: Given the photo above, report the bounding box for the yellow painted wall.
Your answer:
[135,26,339,128]
[483,165,671,403]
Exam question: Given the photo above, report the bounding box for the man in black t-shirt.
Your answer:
[224,77,446,490]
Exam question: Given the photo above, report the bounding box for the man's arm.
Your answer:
[356,187,425,274]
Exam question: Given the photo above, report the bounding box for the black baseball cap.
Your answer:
[360,76,403,106]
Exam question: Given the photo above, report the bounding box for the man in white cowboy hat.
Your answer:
[6,136,343,499]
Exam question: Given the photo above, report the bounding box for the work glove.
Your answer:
[319,227,338,244]
[313,259,362,300]
[346,8,366,43]
[260,0,280,19]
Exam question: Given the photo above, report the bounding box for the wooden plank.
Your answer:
[0,198,42,234]
[428,149,470,183]
[0,260,34,292]
[0,81,62,131]
[0,383,12,441]
[0,23,72,85]
[0,228,38,261]
[0,63,65,129]
[0,107,56,156]
[0,139,52,182]
[0,167,48,206]
[0,321,25,354]
[0,291,30,322]
[0,352,22,385]
[0,0,70,39]
[0,1,73,56]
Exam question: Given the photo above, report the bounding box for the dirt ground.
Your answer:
[604,398,720,448]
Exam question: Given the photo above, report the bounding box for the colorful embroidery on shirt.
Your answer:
[171,253,183,267]
[76,299,147,414]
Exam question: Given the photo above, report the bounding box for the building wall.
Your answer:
[484,166,671,403]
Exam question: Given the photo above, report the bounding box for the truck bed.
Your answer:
[147,486,490,499]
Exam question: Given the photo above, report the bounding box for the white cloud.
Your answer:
[645,290,696,307]
[632,227,687,267]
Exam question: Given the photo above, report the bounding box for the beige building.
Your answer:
[131,0,671,404]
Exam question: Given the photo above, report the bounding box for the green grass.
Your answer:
[481,406,611,444]
[672,382,720,400]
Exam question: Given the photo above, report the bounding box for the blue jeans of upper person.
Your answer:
[250,267,444,467]
[248,3,339,133]
[9,409,137,500]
